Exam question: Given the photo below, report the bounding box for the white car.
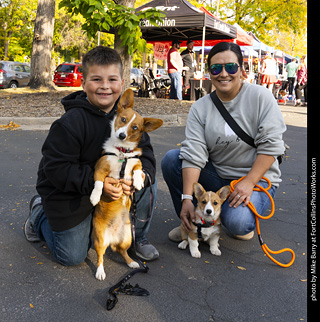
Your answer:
[155,69,170,80]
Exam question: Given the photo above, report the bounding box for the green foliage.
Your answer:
[59,0,165,55]
[191,0,307,57]
[0,0,38,60]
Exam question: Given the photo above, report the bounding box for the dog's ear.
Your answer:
[193,182,205,200]
[143,118,163,132]
[217,185,230,202]
[118,89,134,111]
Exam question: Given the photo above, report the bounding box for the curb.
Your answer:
[0,114,189,131]
[0,105,306,131]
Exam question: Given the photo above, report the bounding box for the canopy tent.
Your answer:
[135,0,238,85]
[136,0,237,42]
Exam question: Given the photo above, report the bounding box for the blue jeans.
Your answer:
[169,72,182,100]
[161,149,277,236]
[30,182,157,266]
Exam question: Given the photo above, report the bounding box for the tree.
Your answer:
[191,0,307,57]
[0,0,37,60]
[59,0,165,89]
[29,0,56,89]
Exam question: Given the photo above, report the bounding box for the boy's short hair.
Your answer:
[82,46,123,79]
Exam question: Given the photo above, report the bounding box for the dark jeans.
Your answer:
[295,82,307,102]
[161,149,277,236]
[287,77,296,95]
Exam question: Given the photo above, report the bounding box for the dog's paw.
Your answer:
[128,261,140,269]
[210,248,221,256]
[90,192,101,206]
[178,240,188,250]
[133,170,144,191]
[90,181,103,206]
[190,249,201,258]
[95,264,106,281]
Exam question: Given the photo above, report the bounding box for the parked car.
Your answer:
[53,63,83,87]
[0,61,31,88]
[155,69,170,81]
[130,68,144,85]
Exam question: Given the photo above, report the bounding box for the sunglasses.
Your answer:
[209,63,240,75]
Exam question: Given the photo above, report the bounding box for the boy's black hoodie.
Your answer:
[36,91,156,232]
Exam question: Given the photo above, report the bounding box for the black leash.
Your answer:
[105,172,153,311]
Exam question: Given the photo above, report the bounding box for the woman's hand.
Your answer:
[228,177,255,208]
[180,199,195,232]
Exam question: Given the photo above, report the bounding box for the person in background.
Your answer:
[181,39,196,94]
[260,53,277,94]
[286,58,298,96]
[295,55,307,106]
[167,40,184,100]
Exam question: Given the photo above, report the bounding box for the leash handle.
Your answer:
[230,176,295,268]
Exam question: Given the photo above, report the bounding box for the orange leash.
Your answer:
[230,176,295,268]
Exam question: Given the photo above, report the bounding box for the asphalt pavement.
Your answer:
[0,105,308,322]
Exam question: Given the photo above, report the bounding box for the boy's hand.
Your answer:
[120,179,135,196]
[103,177,123,200]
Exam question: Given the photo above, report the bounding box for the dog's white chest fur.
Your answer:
[107,155,140,180]
[193,222,220,241]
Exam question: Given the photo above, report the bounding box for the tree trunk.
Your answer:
[114,0,136,91]
[29,0,56,89]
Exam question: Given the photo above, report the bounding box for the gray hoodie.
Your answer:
[179,82,286,187]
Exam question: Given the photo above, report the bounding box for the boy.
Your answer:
[24,46,159,266]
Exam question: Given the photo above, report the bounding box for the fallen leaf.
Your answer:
[37,262,43,265]
[300,279,307,282]
[30,303,34,308]
[237,266,246,271]
[205,261,210,263]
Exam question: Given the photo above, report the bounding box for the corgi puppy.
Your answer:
[178,183,230,258]
[90,89,163,280]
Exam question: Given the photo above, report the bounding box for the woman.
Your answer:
[295,55,307,106]
[161,42,286,242]
[260,53,277,93]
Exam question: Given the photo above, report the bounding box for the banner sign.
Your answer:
[153,42,171,60]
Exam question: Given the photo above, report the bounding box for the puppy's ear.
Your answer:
[143,118,163,132]
[217,185,230,202]
[118,89,134,111]
[193,182,205,200]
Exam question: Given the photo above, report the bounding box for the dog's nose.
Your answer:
[118,132,126,140]
[206,209,212,215]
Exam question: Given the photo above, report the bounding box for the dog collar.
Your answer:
[115,147,133,154]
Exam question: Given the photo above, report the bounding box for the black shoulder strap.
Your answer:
[210,91,256,148]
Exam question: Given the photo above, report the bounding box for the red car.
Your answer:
[53,63,83,87]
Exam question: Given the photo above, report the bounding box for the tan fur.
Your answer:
[178,183,230,258]
[90,89,163,280]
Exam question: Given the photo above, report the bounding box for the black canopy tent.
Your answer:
[136,0,237,42]
[136,0,237,89]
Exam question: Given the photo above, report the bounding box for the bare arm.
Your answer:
[180,167,200,231]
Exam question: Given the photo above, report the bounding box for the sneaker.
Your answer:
[234,231,254,241]
[24,195,42,242]
[135,240,159,261]
[168,226,182,242]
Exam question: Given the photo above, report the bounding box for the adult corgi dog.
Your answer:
[90,89,163,280]
[178,183,230,258]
